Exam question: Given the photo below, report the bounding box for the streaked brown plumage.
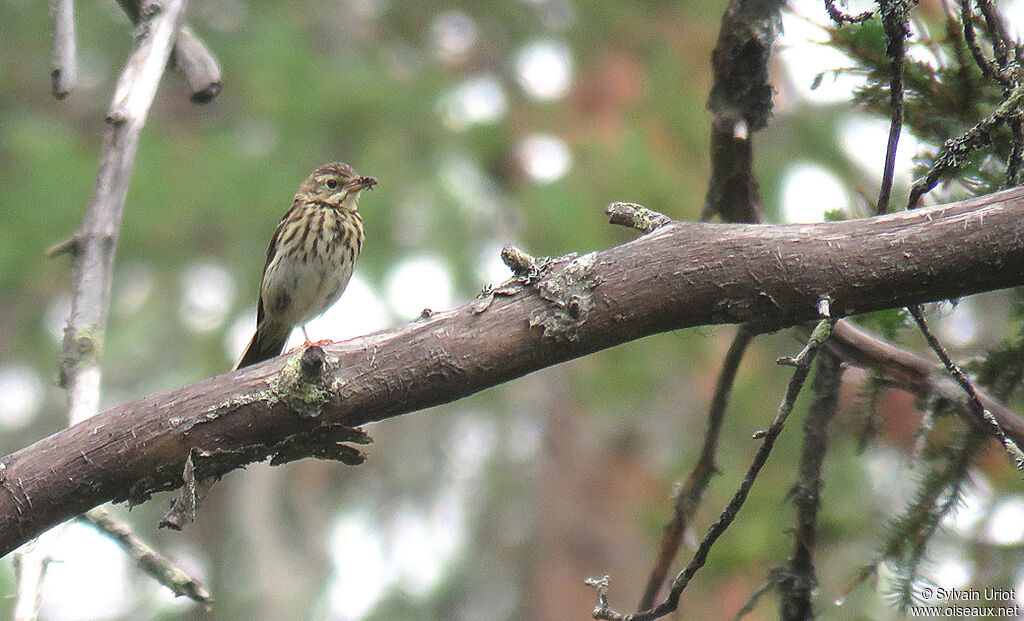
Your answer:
[235,162,376,369]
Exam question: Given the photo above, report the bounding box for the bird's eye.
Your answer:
[326,179,338,189]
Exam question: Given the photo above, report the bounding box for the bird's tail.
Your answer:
[233,323,291,370]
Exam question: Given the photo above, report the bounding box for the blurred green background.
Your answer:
[2,1,1024,620]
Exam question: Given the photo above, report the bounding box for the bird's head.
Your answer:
[300,162,377,211]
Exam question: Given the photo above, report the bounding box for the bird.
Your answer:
[234,162,376,370]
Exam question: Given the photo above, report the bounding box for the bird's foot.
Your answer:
[286,338,336,354]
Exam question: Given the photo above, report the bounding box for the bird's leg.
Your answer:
[286,325,336,354]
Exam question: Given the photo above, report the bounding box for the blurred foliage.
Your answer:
[0,1,1023,621]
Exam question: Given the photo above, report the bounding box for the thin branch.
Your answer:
[115,0,222,104]
[730,576,776,620]
[4,190,1024,555]
[590,309,837,621]
[12,534,55,621]
[636,326,756,611]
[80,507,211,604]
[958,0,1009,86]
[823,0,874,24]
[16,1,191,618]
[49,0,76,99]
[908,305,1024,469]
[779,351,842,620]
[908,81,1024,206]
[975,0,1013,70]
[876,0,911,215]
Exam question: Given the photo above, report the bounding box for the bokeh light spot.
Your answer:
[384,255,455,320]
[179,261,236,333]
[514,39,572,101]
[779,162,848,223]
[517,133,571,184]
[0,363,44,430]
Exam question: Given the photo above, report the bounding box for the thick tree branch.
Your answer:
[3,188,1024,556]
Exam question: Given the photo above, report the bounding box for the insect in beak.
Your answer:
[348,176,378,191]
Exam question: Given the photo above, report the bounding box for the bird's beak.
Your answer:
[348,176,378,191]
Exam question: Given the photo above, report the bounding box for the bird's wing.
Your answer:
[256,199,300,326]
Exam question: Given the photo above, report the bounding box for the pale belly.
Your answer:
[261,250,355,327]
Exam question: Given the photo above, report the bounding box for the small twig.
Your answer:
[823,0,874,25]
[159,449,212,531]
[779,351,842,620]
[876,0,911,215]
[46,236,78,258]
[636,326,756,611]
[730,575,777,620]
[958,0,1014,87]
[778,299,833,369]
[80,507,212,604]
[908,305,1024,470]
[49,0,77,99]
[606,202,672,233]
[975,0,1012,69]
[171,24,222,104]
[589,304,836,621]
[500,244,538,276]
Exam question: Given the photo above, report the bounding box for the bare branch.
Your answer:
[49,0,76,99]
[876,0,911,215]
[702,0,783,223]
[115,0,222,104]
[80,507,212,604]
[17,1,191,616]
[3,189,1024,556]
[827,320,1024,443]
